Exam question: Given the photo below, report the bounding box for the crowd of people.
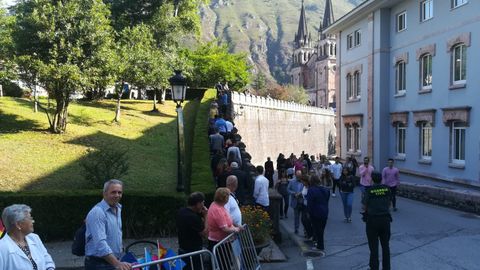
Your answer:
[273,152,399,269]
[0,88,400,270]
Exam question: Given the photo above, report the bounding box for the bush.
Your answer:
[81,145,130,188]
[0,190,187,241]
[1,81,27,97]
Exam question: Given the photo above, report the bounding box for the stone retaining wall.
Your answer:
[231,92,336,166]
[398,182,480,215]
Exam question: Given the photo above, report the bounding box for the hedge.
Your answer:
[190,89,216,195]
[0,190,186,241]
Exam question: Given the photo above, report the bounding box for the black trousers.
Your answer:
[300,207,313,238]
[366,216,391,270]
[310,217,327,249]
[390,186,397,208]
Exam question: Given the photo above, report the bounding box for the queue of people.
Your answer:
[273,151,399,269]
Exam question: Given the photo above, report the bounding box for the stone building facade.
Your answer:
[325,0,480,186]
[289,0,337,109]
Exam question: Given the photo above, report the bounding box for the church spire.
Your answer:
[322,0,334,29]
[294,0,309,48]
[319,0,334,40]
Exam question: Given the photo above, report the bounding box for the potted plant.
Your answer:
[240,205,272,253]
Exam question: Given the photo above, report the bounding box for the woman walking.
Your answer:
[306,175,330,256]
[276,170,290,219]
[339,167,355,222]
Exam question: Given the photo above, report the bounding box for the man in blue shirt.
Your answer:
[85,179,131,270]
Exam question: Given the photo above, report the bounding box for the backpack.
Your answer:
[71,223,86,256]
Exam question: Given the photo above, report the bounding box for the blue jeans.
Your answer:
[84,256,115,270]
[340,192,354,219]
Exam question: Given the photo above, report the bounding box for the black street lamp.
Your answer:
[169,70,187,192]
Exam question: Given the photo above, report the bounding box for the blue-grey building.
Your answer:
[325,0,479,186]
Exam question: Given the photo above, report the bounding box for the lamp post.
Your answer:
[169,70,187,192]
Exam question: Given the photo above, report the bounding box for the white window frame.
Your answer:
[354,30,361,46]
[347,125,361,153]
[452,44,466,85]
[452,0,468,9]
[397,11,407,32]
[346,74,353,100]
[395,123,406,157]
[353,71,361,98]
[420,0,433,22]
[395,61,406,94]
[420,122,432,160]
[450,121,466,165]
[420,54,432,89]
[347,34,353,49]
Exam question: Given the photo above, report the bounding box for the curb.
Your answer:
[278,220,325,257]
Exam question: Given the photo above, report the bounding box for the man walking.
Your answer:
[177,192,208,270]
[330,157,343,197]
[362,173,392,270]
[382,159,400,211]
[85,180,131,270]
[359,157,374,195]
[264,157,274,188]
[253,166,270,211]
[287,170,304,234]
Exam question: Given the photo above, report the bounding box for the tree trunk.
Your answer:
[114,95,121,122]
[33,84,38,113]
[152,90,158,112]
[158,88,165,104]
[50,93,69,133]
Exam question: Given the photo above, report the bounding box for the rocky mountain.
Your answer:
[200,0,363,84]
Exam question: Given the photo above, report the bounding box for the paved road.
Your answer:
[262,187,480,270]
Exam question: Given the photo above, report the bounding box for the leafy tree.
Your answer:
[12,0,115,133]
[114,24,170,121]
[0,4,15,84]
[182,42,251,90]
[81,144,129,188]
[252,72,267,93]
[283,84,309,104]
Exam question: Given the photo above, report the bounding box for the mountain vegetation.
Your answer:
[200,0,363,83]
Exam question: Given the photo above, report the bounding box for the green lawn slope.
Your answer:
[0,96,211,192]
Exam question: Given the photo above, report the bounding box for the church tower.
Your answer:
[290,0,315,88]
[315,0,337,108]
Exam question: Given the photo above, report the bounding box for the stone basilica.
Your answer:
[289,0,336,109]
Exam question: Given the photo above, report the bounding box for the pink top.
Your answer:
[382,167,400,187]
[359,164,374,186]
[207,202,233,242]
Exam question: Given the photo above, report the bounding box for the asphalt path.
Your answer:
[262,187,480,270]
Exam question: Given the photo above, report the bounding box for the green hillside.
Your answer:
[201,0,363,83]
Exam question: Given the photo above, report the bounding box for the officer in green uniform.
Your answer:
[362,172,392,270]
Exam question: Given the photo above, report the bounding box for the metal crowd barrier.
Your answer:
[213,224,261,270]
[131,249,216,270]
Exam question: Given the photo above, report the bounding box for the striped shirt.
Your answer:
[85,200,123,259]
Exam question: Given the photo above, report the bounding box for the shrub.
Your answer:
[1,81,27,97]
[240,205,272,245]
[81,145,129,188]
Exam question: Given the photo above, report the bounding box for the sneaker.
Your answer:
[347,218,352,223]
[332,193,336,197]
[285,215,288,219]
[311,247,326,257]
[344,218,348,222]
[393,207,398,212]
[280,216,284,219]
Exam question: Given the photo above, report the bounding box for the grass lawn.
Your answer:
[0,97,187,192]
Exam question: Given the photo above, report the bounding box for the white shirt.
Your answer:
[253,175,270,206]
[224,194,242,226]
[0,233,55,270]
[225,121,234,132]
[330,162,343,180]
